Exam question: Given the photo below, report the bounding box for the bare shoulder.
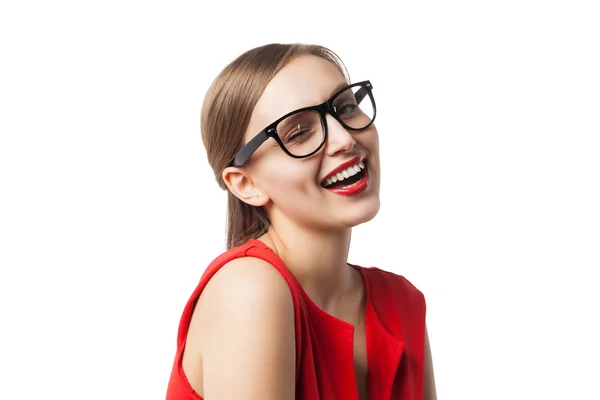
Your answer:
[182,256,296,399]
[197,256,295,326]
[203,255,293,300]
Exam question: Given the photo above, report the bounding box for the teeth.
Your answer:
[322,160,366,188]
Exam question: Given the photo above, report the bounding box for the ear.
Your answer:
[222,166,270,207]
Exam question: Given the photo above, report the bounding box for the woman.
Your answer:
[166,43,437,400]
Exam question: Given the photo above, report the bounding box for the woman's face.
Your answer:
[228,54,381,231]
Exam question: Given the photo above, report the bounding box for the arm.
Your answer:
[183,257,296,399]
[424,325,438,400]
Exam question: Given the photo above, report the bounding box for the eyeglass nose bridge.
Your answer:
[314,103,355,156]
[316,101,343,131]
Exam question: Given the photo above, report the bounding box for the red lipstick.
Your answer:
[323,161,370,197]
[321,155,364,184]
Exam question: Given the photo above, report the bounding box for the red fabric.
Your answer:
[166,239,426,400]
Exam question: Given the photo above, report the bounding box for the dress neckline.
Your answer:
[244,238,406,400]
[247,238,374,331]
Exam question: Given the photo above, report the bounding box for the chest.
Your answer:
[296,269,419,400]
[353,324,369,400]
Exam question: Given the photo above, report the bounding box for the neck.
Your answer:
[258,221,356,312]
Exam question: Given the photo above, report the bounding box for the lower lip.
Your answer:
[323,165,370,196]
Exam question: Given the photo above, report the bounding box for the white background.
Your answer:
[1,0,599,399]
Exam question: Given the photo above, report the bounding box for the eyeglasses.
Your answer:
[229,80,376,167]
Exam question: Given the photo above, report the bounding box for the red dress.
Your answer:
[166,238,426,400]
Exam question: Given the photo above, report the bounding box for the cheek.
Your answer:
[356,129,379,161]
[259,160,318,199]
[368,127,380,148]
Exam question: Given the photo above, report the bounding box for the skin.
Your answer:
[182,54,437,399]
[425,327,438,400]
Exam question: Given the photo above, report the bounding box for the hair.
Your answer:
[200,43,350,250]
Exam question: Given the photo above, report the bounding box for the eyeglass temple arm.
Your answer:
[355,86,369,104]
[231,130,269,167]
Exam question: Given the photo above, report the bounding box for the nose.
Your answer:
[324,114,357,157]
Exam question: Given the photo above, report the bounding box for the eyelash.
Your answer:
[336,103,358,117]
[285,128,311,143]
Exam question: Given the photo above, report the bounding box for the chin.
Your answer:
[360,200,381,224]
[339,198,381,228]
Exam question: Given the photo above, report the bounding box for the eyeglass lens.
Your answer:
[275,84,375,157]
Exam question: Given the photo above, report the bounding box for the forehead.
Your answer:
[246,55,348,139]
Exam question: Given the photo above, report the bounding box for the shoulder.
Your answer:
[184,255,296,397]
[194,240,298,334]
[362,266,426,308]
[194,255,296,352]
[200,255,294,310]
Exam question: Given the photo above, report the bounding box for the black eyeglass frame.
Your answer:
[229,80,376,167]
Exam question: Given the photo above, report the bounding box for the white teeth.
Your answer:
[322,160,367,188]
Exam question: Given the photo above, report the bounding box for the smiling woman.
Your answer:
[165,43,437,400]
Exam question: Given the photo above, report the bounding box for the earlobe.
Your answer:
[222,166,270,207]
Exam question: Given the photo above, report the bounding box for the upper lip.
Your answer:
[320,155,366,185]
